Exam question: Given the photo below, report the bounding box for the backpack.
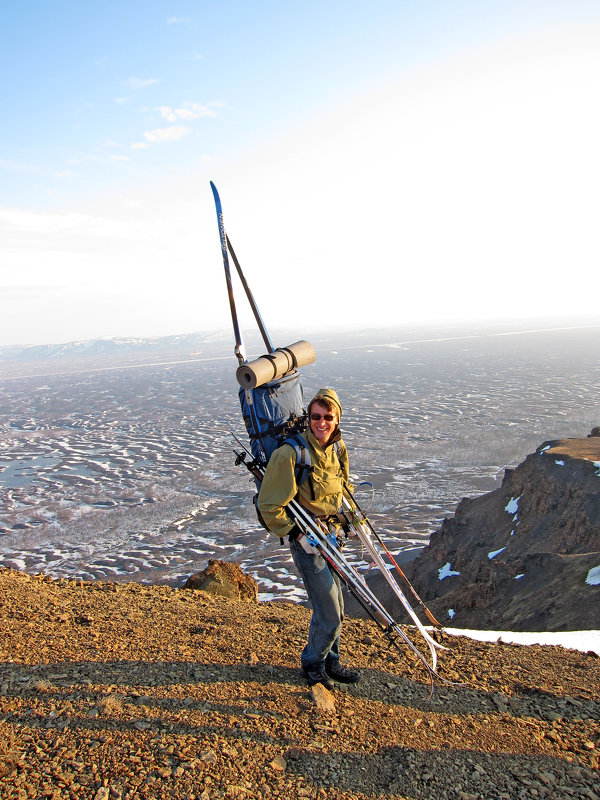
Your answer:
[238,370,313,531]
[238,370,312,477]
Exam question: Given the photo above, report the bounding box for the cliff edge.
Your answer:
[396,434,600,632]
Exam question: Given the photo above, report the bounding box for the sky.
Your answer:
[1,1,599,347]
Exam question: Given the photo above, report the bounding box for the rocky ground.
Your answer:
[0,568,598,800]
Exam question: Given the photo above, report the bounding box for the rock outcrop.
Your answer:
[387,433,600,631]
[184,559,258,602]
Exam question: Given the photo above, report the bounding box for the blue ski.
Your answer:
[210,181,246,364]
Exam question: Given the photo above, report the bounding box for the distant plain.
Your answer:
[1,321,598,601]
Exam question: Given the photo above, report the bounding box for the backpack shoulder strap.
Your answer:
[281,434,312,486]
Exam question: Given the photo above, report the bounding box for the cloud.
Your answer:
[166,17,188,24]
[157,102,219,122]
[115,97,129,104]
[130,142,148,150]
[177,102,219,120]
[157,106,178,123]
[109,155,130,162]
[125,77,158,89]
[143,126,191,143]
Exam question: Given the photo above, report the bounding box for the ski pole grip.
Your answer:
[235,340,316,388]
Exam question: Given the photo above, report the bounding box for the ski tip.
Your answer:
[210,181,222,211]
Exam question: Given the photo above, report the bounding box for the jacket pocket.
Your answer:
[310,463,343,503]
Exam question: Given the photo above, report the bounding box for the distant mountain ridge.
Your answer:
[0,325,322,363]
[0,331,233,362]
[4,318,598,363]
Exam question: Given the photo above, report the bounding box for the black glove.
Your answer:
[287,524,303,541]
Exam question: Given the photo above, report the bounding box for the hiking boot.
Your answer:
[326,662,361,684]
[302,665,334,691]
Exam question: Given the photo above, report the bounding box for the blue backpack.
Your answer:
[238,370,312,482]
[238,371,313,530]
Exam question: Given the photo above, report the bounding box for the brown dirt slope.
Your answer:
[546,438,600,462]
[0,568,598,800]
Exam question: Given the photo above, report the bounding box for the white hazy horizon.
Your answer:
[2,316,600,353]
[2,5,599,347]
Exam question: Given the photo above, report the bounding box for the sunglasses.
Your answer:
[310,413,336,422]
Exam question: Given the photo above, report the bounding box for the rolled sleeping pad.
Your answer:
[236,340,316,388]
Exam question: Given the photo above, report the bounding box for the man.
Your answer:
[258,387,360,690]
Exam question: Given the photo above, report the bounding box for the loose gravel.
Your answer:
[1,568,598,799]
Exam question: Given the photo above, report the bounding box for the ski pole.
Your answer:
[293,534,439,691]
[225,234,275,354]
[343,482,443,628]
[232,440,442,685]
[286,501,440,689]
[233,433,395,624]
[338,496,446,670]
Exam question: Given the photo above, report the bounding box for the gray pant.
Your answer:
[290,539,344,669]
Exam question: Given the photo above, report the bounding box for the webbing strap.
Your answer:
[261,354,279,381]
[284,435,313,488]
[245,389,265,458]
[295,441,311,487]
[279,346,298,370]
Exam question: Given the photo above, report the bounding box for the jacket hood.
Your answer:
[309,387,342,420]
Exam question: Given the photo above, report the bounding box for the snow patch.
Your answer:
[593,461,600,477]
[438,562,460,580]
[444,628,600,656]
[448,609,456,619]
[514,573,525,580]
[488,547,506,560]
[585,565,600,586]
[555,459,565,466]
[505,495,521,514]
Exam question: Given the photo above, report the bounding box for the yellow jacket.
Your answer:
[257,427,349,538]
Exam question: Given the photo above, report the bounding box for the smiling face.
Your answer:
[309,400,338,447]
